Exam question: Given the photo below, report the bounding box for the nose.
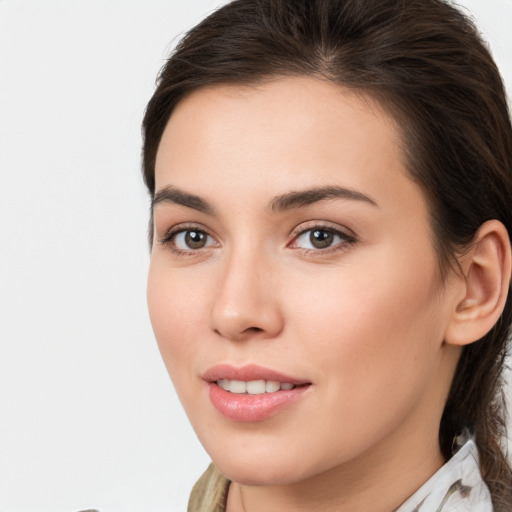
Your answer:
[209,249,284,341]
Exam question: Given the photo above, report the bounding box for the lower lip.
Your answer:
[208,382,310,422]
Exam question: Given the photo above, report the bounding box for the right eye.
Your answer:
[159,226,219,254]
[172,229,216,250]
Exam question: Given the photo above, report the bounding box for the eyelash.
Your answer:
[158,224,218,257]
[288,223,357,256]
[158,222,357,257]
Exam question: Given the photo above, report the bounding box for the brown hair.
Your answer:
[142,0,512,507]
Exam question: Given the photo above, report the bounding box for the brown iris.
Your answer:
[185,230,207,249]
[310,229,334,249]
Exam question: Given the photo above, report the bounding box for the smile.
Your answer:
[216,379,296,394]
[203,364,311,422]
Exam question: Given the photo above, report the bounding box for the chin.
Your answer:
[217,459,307,486]
[206,442,319,486]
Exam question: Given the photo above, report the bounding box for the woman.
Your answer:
[142,0,512,510]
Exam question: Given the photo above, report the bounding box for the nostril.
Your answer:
[214,325,264,340]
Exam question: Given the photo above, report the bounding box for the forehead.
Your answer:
[155,77,406,194]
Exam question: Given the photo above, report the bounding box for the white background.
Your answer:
[0,1,511,511]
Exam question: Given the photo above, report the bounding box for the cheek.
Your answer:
[287,245,444,402]
[275,259,445,465]
[147,259,207,379]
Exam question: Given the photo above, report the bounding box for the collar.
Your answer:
[395,435,493,511]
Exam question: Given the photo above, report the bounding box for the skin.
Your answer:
[147,77,467,511]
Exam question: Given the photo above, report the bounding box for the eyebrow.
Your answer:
[268,186,378,212]
[152,185,216,215]
[152,184,378,215]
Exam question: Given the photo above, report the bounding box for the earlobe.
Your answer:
[445,220,512,347]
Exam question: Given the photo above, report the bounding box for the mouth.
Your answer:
[215,379,304,394]
[203,364,312,422]
[203,363,311,391]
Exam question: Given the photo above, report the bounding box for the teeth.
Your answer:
[265,381,280,393]
[247,380,265,394]
[216,379,296,394]
[217,379,230,391]
[230,380,247,394]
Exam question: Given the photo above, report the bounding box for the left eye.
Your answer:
[292,228,350,250]
[172,229,216,250]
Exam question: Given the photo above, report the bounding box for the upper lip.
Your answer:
[203,364,310,385]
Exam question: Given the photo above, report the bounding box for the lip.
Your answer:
[203,364,311,423]
[202,364,309,385]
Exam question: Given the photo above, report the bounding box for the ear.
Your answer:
[444,220,511,346]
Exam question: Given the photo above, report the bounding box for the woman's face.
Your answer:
[148,77,461,485]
